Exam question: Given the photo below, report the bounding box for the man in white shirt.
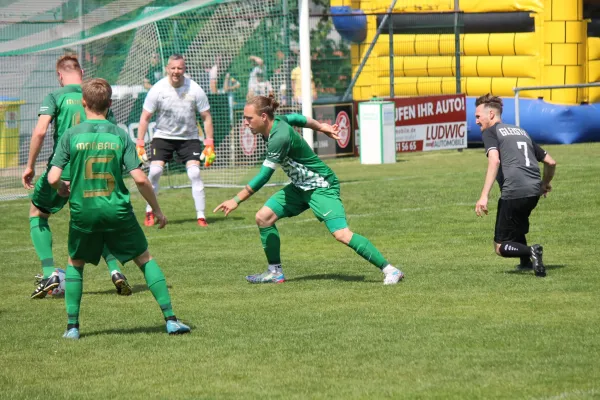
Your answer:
[136,54,215,227]
[247,71,274,100]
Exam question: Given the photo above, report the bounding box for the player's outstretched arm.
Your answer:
[475,149,500,217]
[214,165,275,216]
[22,115,52,189]
[47,166,70,197]
[285,114,340,140]
[130,168,167,228]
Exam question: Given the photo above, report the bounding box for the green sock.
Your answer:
[65,265,84,326]
[30,217,55,278]
[102,245,121,275]
[348,234,389,270]
[140,259,174,319]
[259,225,281,265]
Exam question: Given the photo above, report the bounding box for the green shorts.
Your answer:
[68,218,148,265]
[265,184,348,233]
[31,170,69,214]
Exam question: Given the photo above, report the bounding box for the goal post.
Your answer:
[0,0,298,201]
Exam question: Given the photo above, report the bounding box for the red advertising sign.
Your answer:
[385,94,467,152]
[239,124,256,156]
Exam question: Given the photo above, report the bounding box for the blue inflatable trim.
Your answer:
[330,6,367,43]
[466,97,600,144]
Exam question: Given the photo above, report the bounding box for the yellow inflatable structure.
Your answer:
[332,0,597,105]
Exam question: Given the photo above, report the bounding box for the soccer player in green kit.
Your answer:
[214,95,403,285]
[22,55,131,298]
[47,78,190,339]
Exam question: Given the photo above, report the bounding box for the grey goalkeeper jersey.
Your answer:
[482,123,547,200]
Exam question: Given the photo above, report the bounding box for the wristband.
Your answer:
[233,195,241,204]
[136,139,145,147]
[204,138,214,146]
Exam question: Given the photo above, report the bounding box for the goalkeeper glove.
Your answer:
[136,139,148,164]
[200,138,216,167]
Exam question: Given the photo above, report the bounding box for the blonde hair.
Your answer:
[82,78,112,114]
[247,94,280,119]
[56,55,82,73]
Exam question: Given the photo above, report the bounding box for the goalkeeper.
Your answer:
[136,54,215,227]
[214,95,404,285]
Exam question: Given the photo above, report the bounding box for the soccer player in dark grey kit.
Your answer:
[474,94,556,277]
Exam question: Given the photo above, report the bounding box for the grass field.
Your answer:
[1,144,599,399]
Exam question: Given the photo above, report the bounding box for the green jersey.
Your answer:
[265,114,338,190]
[39,84,116,174]
[50,120,141,233]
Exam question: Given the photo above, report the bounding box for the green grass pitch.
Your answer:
[1,144,599,399]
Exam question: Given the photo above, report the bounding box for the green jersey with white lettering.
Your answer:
[50,120,141,233]
[264,114,338,190]
[39,84,116,175]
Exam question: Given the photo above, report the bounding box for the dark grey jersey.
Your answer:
[482,123,547,200]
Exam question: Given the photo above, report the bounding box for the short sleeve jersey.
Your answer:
[482,123,547,199]
[39,84,116,176]
[142,77,210,140]
[50,120,141,233]
[263,114,338,191]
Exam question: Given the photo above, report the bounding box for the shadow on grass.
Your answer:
[82,325,167,337]
[286,273,378,283]
[504,264,567,274]
[84,284,169,295]
[166,216,244,225]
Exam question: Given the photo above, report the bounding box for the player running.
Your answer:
[474,94,557,277]
[47,78,190,339]
[214,95,403,285]
[22,55,131,298]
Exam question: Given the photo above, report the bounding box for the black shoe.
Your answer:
[531,244,546,277]
[111,271,132,296]
[31,274,61,299]
[515,262,533,271]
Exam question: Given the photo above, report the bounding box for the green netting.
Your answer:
[0,0,301,200]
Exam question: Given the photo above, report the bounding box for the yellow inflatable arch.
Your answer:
[332,0,599,105]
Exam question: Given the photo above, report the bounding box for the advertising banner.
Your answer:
[388,94,467,153]
[312,103,355,158]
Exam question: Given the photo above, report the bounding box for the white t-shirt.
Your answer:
[247,66,262,92]
[249,80,273,97]
[143,77,210,140]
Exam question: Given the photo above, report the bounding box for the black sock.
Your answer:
[499,242,531,258]
[516,235,530,265]
[67,323,79,330]
[165,316,177,322]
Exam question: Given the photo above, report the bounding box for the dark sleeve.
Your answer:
[50,131,71,169]
[482,129,499,157]
[531,139,547,162]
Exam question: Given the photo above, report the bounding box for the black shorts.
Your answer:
[150,138,202,164]
[494,196,540,243]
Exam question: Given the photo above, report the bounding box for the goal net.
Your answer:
[0,0,298,201]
